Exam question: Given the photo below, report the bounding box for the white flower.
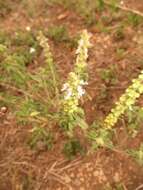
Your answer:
[26,26,31,31]
[76,39,84,54]
[77,85,85,97]
[64,88,72,100]
[30,47,36,54]
[80,80,88,85]
[61,83,69,91]
[120,1,124,5]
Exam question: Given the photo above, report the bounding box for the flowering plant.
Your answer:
[60,30,91,136]
[104,71,143,128]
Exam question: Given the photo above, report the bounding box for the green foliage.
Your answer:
[116,48,126,59]
[37,31,59,97]
[100,67,117,85]
[63,138,85,159]
[1,53,29,88]
[46,25,79,48]
[11,31,38,48]
[126,106,143,137]
[47,25,69,43]
[0,44,7,54]
[28,126,53,150]
[0,31,11,47]
[0,30,60,129]
[127,13,143,27]
[96,0,105,12]
[88,122,113,150]
[0,92,20,108]
[104,183,125,190]
[127,144,143,166]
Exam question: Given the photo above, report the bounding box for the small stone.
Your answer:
[93,171,99,177]
[113,172,120,182]
[1,107,7,113]
[64,175,71,183]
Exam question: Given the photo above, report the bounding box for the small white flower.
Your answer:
[76,39,84,54]
[80,80,88,85]
[77,85,85,97]
[61,83,69,91]
[64,88,72,100]
[30,47,36,54]
[120,1,124,5]
[26,26,31,31]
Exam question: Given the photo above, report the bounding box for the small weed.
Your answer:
[127,13,143,27]
[47,25,69,43]
[28,126,53,150]
[88,122,113,150]
[97,85,109,103]
[46,25,79,48]
[1,53,29,88]
[63,138,85,159]
[100,67,117,85]
[108,0,119,13]
[127,144,143,166]
[116,48,126,60]
[0,30,11,46]
[104,183,125,190]
[11,31,37,47]
[95,0,105,12]
[96,20,110,33]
